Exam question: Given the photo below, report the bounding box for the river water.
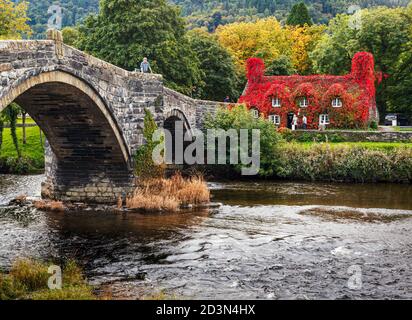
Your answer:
[0,174,411,300]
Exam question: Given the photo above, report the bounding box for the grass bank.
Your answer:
[275,142,412,183]
[0,126,44,174]
[0,259,95,300]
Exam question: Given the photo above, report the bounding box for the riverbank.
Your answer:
[0,126,44,174]
[205,141,412,183]
[0,125,411,183]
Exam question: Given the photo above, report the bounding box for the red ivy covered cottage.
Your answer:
[239,52,379,129]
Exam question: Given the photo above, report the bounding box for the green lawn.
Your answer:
[394,126,412,132]
[290,141,412,151]
[16,117,37,125]
[0,126,45,171]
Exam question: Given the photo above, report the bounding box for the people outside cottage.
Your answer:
[302,115,307,130]
[224,96,230,103]
[292,114,298,131]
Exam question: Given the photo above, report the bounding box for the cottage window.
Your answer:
[299,97,309,108]
[319,114,330,125]
[269,115,281,125]
[272,97,281,108]
[332,97,343,108]
[251,108,259,119]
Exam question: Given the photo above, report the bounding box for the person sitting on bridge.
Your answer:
[140,57,152,73]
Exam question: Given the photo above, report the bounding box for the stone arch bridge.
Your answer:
[0,31,226,204]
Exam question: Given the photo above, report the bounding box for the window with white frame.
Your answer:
[319,114,330,125]
[269,114,281,125]
[332,97,343,108]
[251,108,259,119]
[299,97,309,108]
[272,97,281,108]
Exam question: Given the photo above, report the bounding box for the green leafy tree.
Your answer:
[187,29,239,101]
[62,26,80,46]
[387,3,412,119]
[204,104,282,176]
[286,2,313,27]
[310,7,411,118]
[266,55,296,76]
[77,0,202,95]
[134,109,164,179]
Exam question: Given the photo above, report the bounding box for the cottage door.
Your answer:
[287,113,294,129]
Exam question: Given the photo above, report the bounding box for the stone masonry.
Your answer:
[0,30,226,204]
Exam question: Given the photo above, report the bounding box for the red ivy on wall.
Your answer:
[239,52,378,129]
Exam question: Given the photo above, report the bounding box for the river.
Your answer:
[0,174,411,299]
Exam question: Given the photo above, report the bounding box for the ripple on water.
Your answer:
[0,175,411,299]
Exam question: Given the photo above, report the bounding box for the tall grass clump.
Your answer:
[0,259,95,300]
[126,173,210,212]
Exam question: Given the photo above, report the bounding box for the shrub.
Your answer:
[0,156,34,174]
[134,109,165,179]
[204,104,283,176]
[369,121,378,130]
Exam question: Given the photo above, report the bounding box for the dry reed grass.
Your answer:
[126,173,210,212]
[33,200,65,212]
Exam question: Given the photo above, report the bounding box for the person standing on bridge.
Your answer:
[140,57,152,73]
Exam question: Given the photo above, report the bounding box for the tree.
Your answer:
[0,0,31,39]
[62,26,80,46]
[77,0,202,95]
[310,7,411,118]
[286,2,313,27]
[0,112,5,151]
[266,55,296,76]
[134,109,164,179]
[187,29,239,101]
[386,4,412,119]
[216,18,291,72]
[204,104,282,177]
[287,24,325,74]
[309,14,354,75]
[2,104,21,158]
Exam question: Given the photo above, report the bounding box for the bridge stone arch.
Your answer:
[0,70,130,164]
[1,70,134,203]
[163,108,193,136]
